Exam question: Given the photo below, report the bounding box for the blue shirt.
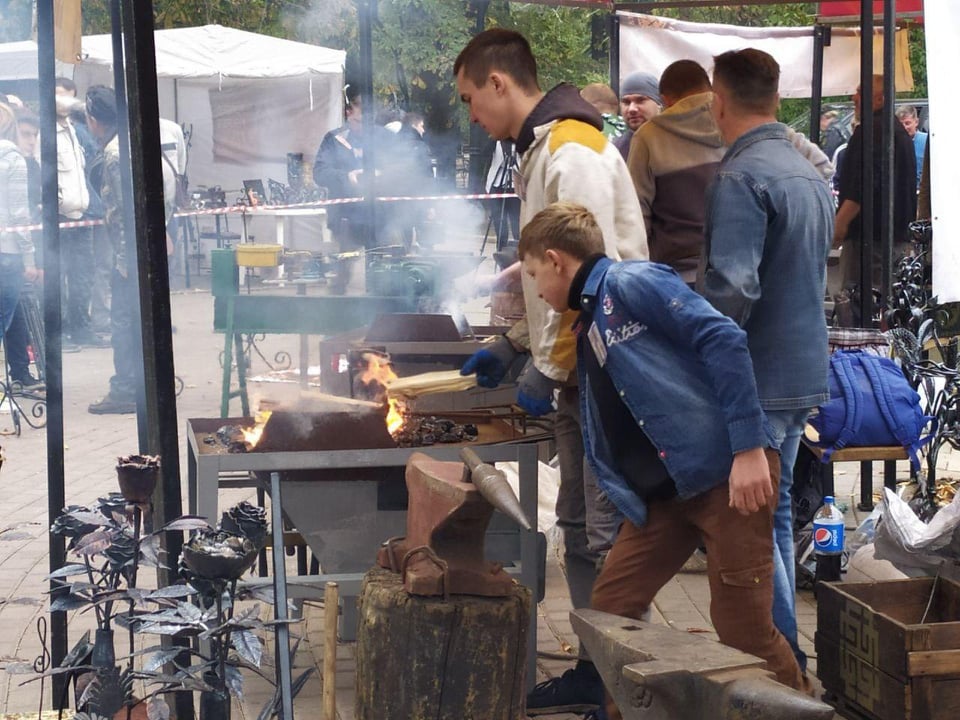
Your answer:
[913,131,927,188]
[701,123,833,412]
[575,257,773,527]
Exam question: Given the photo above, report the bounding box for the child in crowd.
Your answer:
[517,201,803,719]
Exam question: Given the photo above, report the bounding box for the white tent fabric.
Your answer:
[924,1,958,303]
[72,25,345,192]
[77,24,344,80]
[618,12,914,99]
[0,26,345,194]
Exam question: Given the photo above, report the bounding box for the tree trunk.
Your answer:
[356,566,530,720]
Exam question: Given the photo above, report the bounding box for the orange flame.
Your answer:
[360,352,407,437]
[242,410,273,448]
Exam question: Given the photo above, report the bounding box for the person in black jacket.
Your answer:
[834,75,916,290]
[313,86,396,292]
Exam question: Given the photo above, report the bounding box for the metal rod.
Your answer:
[858,0,874,327]
[880,0,896,304]
[610,11,621,95]
[810,24,830,147]
[37,0,67,704]
[358,0,377,248]
[323,581,339,720]
[270,472,295,720]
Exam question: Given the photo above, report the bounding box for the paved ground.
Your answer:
[0,248,953,719]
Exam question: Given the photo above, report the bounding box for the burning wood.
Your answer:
[241,410,273,448]
[355,351,409,437]
[393,416,479,448]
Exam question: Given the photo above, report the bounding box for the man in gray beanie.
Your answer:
[614,71,662,160]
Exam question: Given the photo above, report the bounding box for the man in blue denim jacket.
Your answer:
[519,202,803,719]
[700,49,833,678]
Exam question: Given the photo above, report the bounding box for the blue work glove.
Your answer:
[461,336,520,388]
[517,359,559,416]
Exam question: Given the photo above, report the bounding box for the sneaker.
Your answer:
[526,661,603,715]
[10,373,44,391]
[88,395,136,415]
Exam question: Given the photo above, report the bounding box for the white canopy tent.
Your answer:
[0,25,346,193]
[73,24,346,192]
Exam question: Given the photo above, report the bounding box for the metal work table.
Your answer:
[186,418,547,687]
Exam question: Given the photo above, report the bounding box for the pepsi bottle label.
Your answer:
[813,523,844,554]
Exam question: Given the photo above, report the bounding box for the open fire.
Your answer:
[356,352,408,436]
[241,410,273,448]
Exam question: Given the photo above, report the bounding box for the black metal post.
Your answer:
[858,0,874,327]
[108,0,149,451]
[113,3,191,717]
[357,0,378,248]
[37,0,67,705]
[610,12,621,100]
[880,0,896,305]
[467,0,490,194]
[810,24,830,146]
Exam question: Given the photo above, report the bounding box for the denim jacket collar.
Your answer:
[580,256,614,313]
[723,122,788,163]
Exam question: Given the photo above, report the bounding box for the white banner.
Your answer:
[925,0,960,303]
[618,12,913,99]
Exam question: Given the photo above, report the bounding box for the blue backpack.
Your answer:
[808,350,934,469]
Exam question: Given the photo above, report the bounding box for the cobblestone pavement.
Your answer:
[0,264,953,719]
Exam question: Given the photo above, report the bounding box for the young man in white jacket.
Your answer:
[455,29,648,715]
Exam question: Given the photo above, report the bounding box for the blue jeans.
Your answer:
[765,407,811,674]
[0,254,25,343]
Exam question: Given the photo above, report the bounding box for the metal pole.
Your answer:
[610,12,621,100]
[114,3,191,717]
[37,0,67,705]
[108,0,149,451]
[858,0,874,327]
[358,0,377,248]
[467,0,490,194]
[810,24,830,147]
[880,0,896,305]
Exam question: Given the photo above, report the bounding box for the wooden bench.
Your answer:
[801,439,909,511]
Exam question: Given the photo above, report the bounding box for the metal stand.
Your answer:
[0,289,46,435]
[269,472,294,720]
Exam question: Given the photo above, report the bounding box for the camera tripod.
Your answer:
[480,141,520,262]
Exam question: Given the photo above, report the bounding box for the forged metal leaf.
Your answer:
[138,622,195,636]
[224,663,244,700]
[74,529,115,556]
[67,580,100,593]
[45,563,92,580]
[125,587,150,603]
[231,605,261,623]
[231,629,262,667]
[143,647,185,672]
[139,535,163,568]
[50,593,90,612]
[176,601,204,623]
[93,589,132,605]
[65,509,111,526]
[133,608,191,624]
[147,584,196,600]
[236,583,275,604]
[109,510,130,527]
[146,695,171,720]
[161,517,213,532]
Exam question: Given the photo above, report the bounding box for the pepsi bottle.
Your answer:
[813,495,844,587]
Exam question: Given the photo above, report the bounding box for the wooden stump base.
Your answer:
[356,566,531,720]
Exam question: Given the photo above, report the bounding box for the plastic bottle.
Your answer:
[813,495,844,585]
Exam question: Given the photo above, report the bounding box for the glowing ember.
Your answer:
[241,410,273,448]
[359,352,408,437]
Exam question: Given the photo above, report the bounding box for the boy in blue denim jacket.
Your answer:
[518,202,803,717]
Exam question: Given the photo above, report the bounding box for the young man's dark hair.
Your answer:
[659,59,711,101]
[15,109,39,130]
[55,76,77,95]
[711,49,779,115]
[85,85,118,129]
[453,28,539,93]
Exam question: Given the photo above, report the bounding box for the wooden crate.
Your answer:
[816,577,960,719]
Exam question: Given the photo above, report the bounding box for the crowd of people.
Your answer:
[0,79,186,413]
[454,28,926,720]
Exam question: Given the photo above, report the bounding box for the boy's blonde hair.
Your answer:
[518,202,604,261]
[0,103,17,144]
